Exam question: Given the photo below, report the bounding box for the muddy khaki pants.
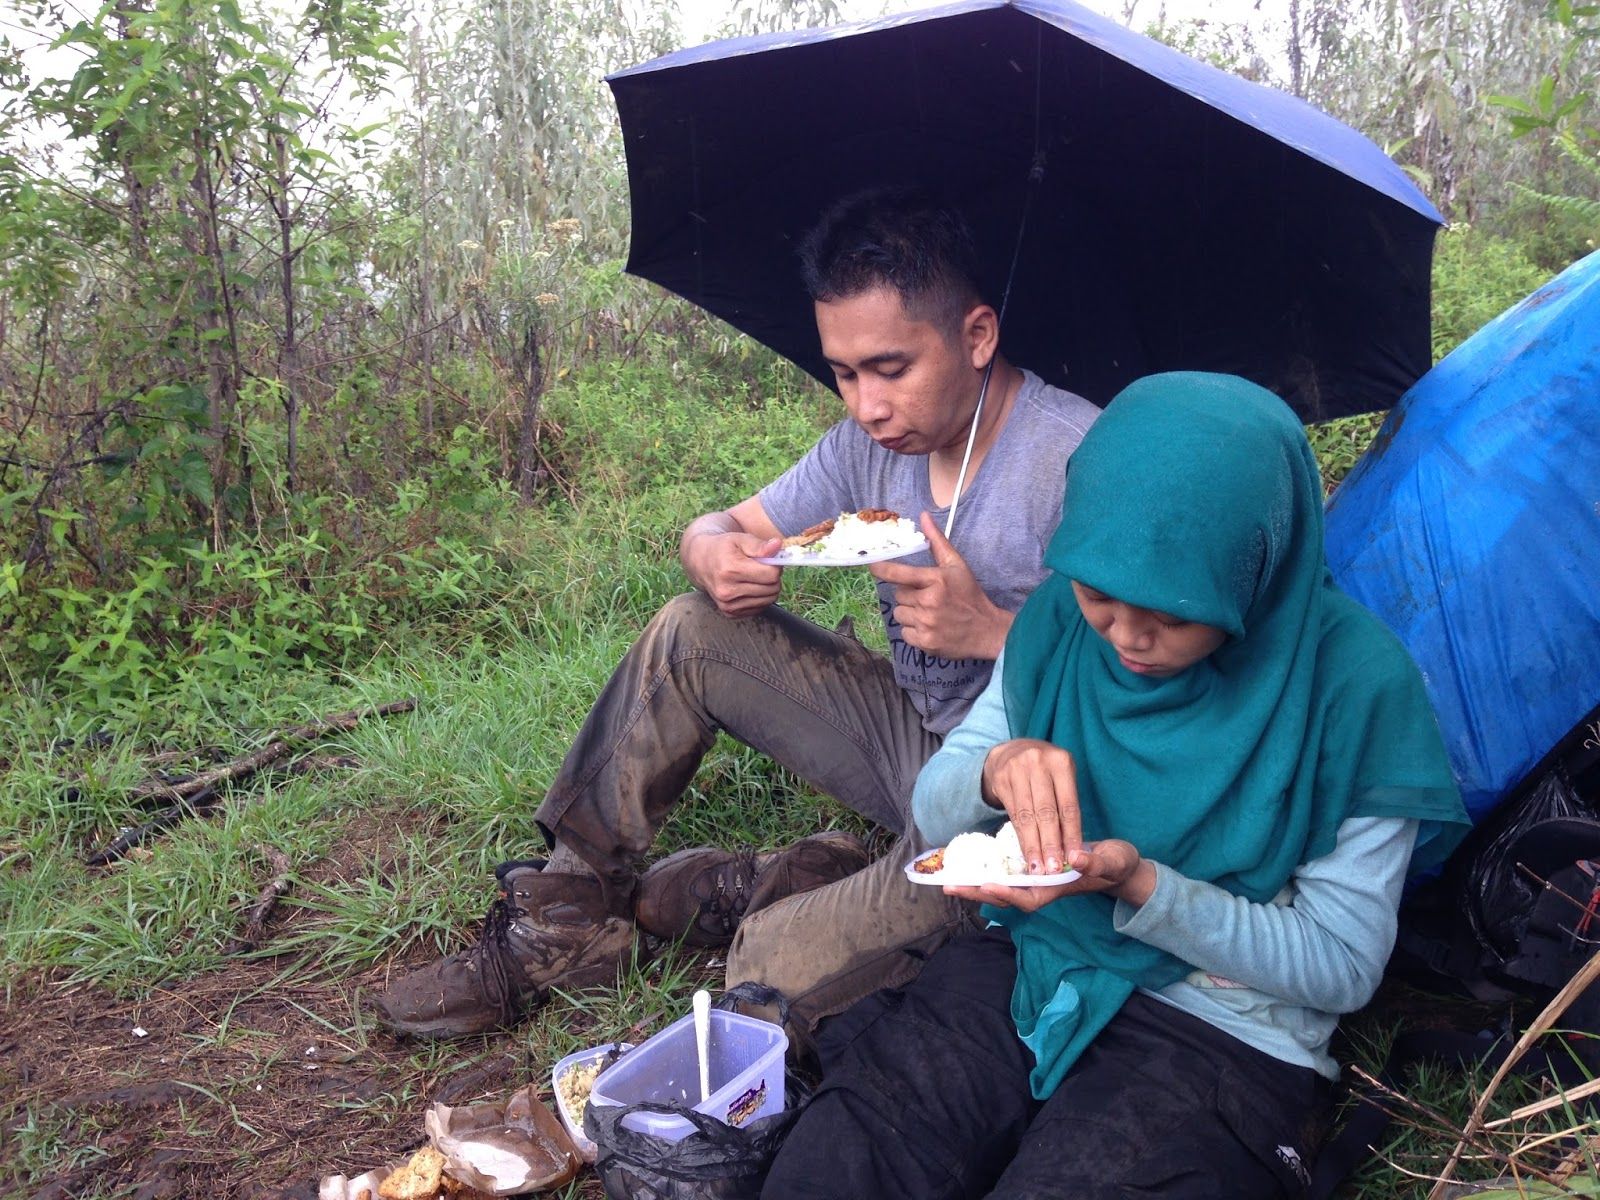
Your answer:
[534,590,976,1030]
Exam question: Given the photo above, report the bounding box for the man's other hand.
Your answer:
[685,528,784,618]
[870,511,1010,660]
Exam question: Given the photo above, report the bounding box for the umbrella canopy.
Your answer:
[607,0,1443,421]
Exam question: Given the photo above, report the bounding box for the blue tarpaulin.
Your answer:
[1326,249,1600,822]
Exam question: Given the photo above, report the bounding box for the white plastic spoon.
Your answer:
[693,988,712,1103]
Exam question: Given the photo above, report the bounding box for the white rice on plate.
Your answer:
[940,822,1028,878]
[799,511,923,558]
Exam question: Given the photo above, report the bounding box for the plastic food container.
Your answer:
[551,1042,634,1163]
[588,1009,787,1142]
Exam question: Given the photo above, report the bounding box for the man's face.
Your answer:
[1071,581,1228,678]
[813,286,983,456]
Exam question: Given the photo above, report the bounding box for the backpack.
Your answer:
[1311,711,1600,1198]
[1393,708,1600,1003]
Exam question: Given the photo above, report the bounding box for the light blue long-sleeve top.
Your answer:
[913,651,1417,1080]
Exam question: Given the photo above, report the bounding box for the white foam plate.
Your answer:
[903,847,1081,888]
[755,537,928,567]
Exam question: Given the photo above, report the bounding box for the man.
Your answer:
[377,189,1099,1038]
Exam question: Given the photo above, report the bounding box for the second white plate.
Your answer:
[903,848,1081,888]
[755,538,928,567]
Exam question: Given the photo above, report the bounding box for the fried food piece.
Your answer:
[440,1175,497,1200]
[378,1147,446,1200]
[782,518,835,548]
[913,848,945,874]
[782,508,904,549]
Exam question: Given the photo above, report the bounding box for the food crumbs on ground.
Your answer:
[557,1058,607,1130]
[377,1147,445,1200]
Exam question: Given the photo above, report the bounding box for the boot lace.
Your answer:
[698,848,760,939]
[469,890,534,1023]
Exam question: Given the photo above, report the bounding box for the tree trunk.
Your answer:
[273,131,300,497]
[189,135,243,545]
[413,23,436,444]
[1287,0,1305,99]
[113,0,150,262]
[513,321,544,502]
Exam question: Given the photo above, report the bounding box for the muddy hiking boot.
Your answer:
[375,863,634,1038]
[635,831,870,948]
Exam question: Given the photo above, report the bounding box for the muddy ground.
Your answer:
[0,947,640,1199]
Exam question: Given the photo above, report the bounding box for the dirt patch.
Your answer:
[3,796,611,1200]
[0,952,624,1199]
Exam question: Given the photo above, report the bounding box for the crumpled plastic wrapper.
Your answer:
[423,1083,580,1195]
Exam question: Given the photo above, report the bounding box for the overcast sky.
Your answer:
[7,0,1289,160]
[676,0,1277,42]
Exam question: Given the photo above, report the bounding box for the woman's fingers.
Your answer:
[986,740,1079,874]
[1025,768,1064,873]
[1067,840,1143,890]
[1048,751,1082,860]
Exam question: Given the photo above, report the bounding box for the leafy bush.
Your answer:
[1431,224,1554,360]
[542,350,835,519]
[0,345,850,724]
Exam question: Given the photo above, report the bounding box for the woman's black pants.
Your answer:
[762,926,1332,1200]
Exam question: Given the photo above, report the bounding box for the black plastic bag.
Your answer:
[585,1095,804,1200]
[1465,767,1591,960]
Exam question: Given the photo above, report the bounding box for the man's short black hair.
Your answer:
[798,187,986,332]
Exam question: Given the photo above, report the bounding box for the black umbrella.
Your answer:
[606,0,1443,421]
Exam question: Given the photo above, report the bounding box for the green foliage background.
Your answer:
[1,0,1596,720]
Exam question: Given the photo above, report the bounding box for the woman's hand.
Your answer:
[944,839,1155,911]
[981,738,1082,874]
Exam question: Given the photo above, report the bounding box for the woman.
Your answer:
[761,372,1468,1199]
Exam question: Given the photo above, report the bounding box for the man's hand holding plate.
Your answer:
[684,527,784,618]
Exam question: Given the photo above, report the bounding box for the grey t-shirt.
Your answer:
[760,370,1099,735]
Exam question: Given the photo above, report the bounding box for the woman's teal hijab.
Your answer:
[995,372,1467,1097]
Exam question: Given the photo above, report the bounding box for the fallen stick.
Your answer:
[129,698,416,803]
[86,698,416,865]
[85,787,220,867]
[224,844,293,955]
[1428,947,1600,1198]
